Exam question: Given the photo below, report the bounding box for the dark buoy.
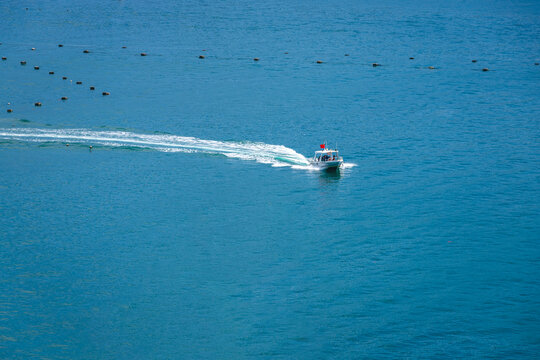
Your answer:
[76,81,82,84]
[472,59,477,63]
[372,63,381,67]
[49,71,54,75]
[199,55,205,59]
[34,102,42,107]
[7,109,13,113]
[83,50,90,53]
[316,60,323,64]
[482,68,489,72]
[102,92,110,96]
[122,46,127,49]
[140,52,147,56]
[61,96,68,100]
[428,66,435,69]
[20,61,26,65]
[89,86,95,90]
[34,66,39,70]
[344,54,350,56]
[1,57,6,60]
[253,58,259,61]
[535,62,539,66]
[62,76,67,80]
[58,44,63,47]
[409,57,414,60]
[31,47,35,51]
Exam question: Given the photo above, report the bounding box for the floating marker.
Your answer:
[482,68,489,71]
[472,59,477,63]
[102,92,110,96]
[61,96,68,100]
[409,57,414,60]
[253,58,259,61]
[58,44,63,47]
[89,86,95,90]
[34,66,39,70]
[76,81,82,84]
[31,48,35,51]
[20,61,26,65]
[372,63,381,67]
[428,66,435,69]
[62,76,67,80]
[1,57,6,60]
[140,52,147,56]
[83,50,90,53]
[199,55,205,59]
[316,60,323,64]
[7,109,13,113]
[122,46,126,49]
[34,102,42,106]
[49,71,54,74]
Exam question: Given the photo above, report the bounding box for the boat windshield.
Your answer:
[315,150,339,161]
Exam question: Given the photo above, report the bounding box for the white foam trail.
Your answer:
[0,128,312,168]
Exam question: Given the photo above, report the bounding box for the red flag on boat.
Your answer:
[320,144,325,149]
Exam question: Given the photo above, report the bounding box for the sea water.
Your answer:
[0,0,539,358]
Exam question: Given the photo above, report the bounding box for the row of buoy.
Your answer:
[3,44,539,68]
[4,91,109,112]
[4,89,107,113]
[2,46,112,112]
[194,55,537,71]
[8,49,212,60]
[192,51,539,69]
[25,44,149,57]
[2,42,539,114]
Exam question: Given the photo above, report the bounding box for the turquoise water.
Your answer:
[1,1,539,358]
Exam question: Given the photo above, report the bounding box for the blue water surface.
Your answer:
[1,0,539,358]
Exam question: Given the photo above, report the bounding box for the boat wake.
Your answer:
[0,127,318,168]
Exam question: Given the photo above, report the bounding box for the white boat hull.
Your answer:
[310,159,343,171]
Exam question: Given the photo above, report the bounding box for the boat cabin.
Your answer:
[313,149,340,162]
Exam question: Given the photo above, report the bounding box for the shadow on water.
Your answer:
[318,169,342,186]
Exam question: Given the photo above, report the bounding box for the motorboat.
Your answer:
[309,144,343,171]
